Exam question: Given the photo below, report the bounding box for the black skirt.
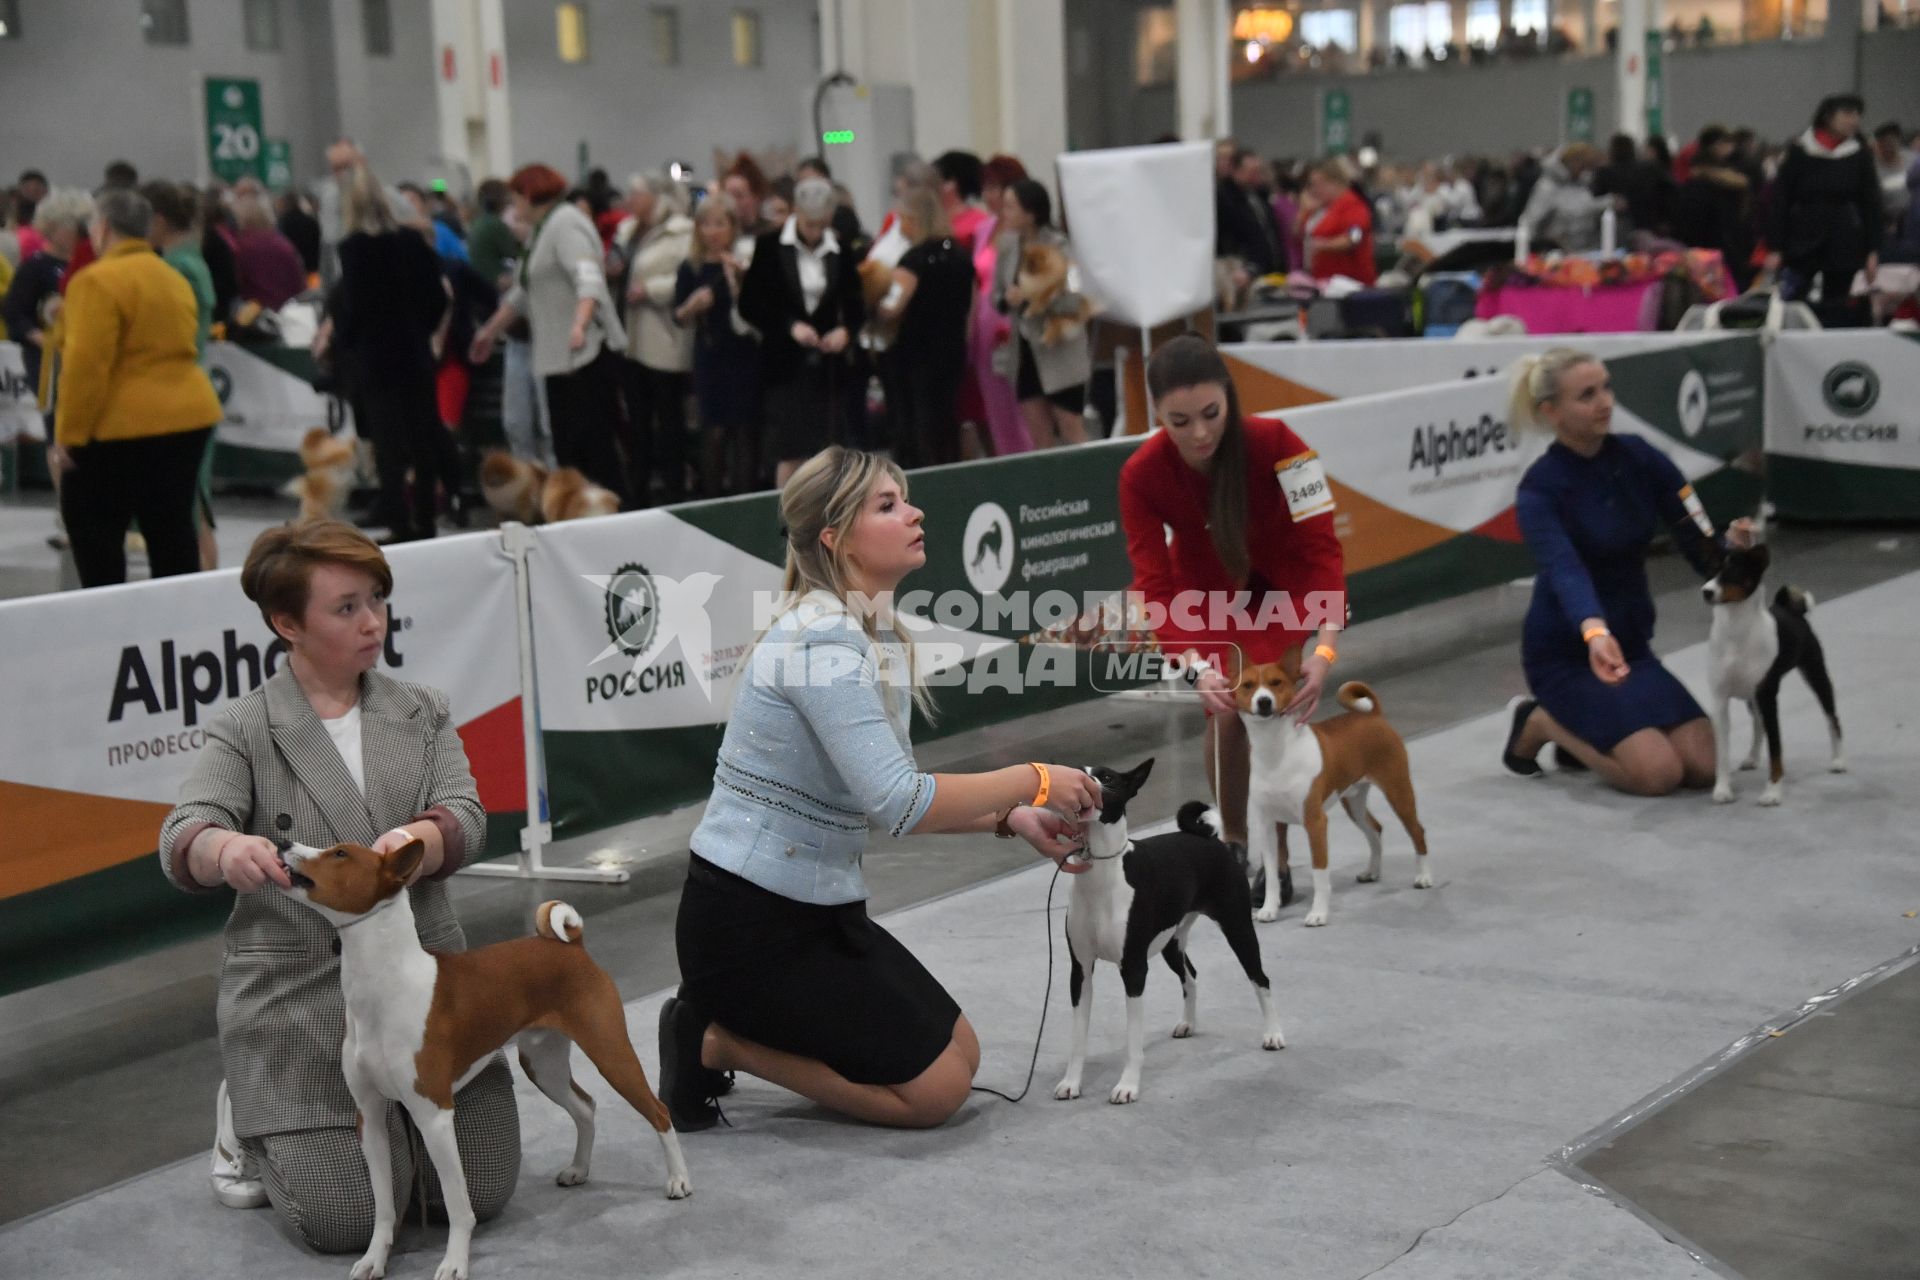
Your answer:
[675,854,961,1087]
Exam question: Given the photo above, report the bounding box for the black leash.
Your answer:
[969,860,1066,1104]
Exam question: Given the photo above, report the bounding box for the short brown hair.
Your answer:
[508,163,568,206]
[139,180,198,234]
[241,521,394,633]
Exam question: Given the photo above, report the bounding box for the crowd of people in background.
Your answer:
[3,88,1916,584]
[1212,92,1920,324]
[0,141,1108,547]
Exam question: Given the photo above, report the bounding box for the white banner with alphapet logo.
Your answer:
[0,532,522,901]
[0,341,41,444]
[1226,333,1726,408]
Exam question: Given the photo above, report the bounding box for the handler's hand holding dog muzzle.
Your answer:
[216,834,293,894]
[1002,764,1101,873]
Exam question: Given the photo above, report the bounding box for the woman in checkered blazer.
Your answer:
[158,521,520,1254]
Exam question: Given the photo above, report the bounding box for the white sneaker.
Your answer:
[211,1080,269,1209]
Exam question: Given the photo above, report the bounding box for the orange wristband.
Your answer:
[1582,625,1611,644]
[1313,643,1337,666]
[1028,762,1051,809]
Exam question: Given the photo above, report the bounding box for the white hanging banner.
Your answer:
[1056,142,1215,329]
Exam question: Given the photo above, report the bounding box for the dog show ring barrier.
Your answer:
[0,338,345,492]
[0,531,529,993]
[1764,330,1920,521]
[4,326,1905,995]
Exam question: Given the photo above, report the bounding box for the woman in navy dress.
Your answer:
[1500,348,1754,795]
[675,198,763,495]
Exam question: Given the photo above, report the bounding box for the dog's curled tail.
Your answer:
[1336,681,1380,714]
[1177,800,1227,841]
[1775,585,1815,617]
[535,901,584,944]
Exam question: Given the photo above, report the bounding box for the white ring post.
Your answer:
[459,522,629,885]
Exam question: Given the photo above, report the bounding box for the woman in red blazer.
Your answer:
[1117,335,1348,905]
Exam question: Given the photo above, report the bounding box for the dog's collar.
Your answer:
[1074,839,1130,863]
[332,896,405,934]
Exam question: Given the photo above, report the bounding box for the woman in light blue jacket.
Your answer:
[662,446,1103,1131]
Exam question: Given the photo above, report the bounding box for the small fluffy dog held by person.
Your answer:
[1054,759,1285,1107]
[1703,542,1843,806]
[282,427,359,523]
[1014,242,1098,346]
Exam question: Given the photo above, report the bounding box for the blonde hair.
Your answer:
[896,182,951,244]
[232,190,276,233]
[341,165,399,237]
[1508,347,1602,431]
[689,197,739,265]
[776,446,934,717]
[32,188,96,236]
[628,171,690,221]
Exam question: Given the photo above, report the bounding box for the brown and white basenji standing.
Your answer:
[278,839,691,1280]
[1235,661,1432,927]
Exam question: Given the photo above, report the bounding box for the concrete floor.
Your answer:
[1,503,1916,1277]
[1578,957,1920,1280]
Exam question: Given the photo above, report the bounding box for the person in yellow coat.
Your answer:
[51,188,222,587]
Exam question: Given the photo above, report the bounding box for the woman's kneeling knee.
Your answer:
[1619,758,1685,796]
[894,1055,973,1128]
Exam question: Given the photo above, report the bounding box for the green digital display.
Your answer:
[822,130,856,145]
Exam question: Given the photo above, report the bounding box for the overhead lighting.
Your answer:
[1246,40,1265,61]
[1233,7,1295,41]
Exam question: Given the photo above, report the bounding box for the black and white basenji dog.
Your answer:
[1054,760,1286,1106]
[1703,543,1843,806]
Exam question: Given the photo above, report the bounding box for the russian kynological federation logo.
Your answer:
[1821,362,1880,418]
[583,565,723,699]
[1676,369,1709,437]
[963,502,1014,596]
[602,563,660,658]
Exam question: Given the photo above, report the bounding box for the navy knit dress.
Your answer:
[1516,433,1722,753]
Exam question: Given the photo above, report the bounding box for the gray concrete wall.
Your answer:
[324,0,440,187]
[0,0,341,189]
[1071,0,1920,161]
[1859,27,1920,129]
[1233,58,1619,160]
[499,0,822,182]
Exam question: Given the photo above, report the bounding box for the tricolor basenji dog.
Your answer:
[1703,544,1843,806]
[1237,662,1431,927]
[277,839,691,1280]
[1054,761,1286,1106]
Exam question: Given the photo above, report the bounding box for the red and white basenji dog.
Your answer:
[1235,661,1432,927]
[277,838,691,1280]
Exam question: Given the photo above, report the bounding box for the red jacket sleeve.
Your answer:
[1265,421,1350,632]
[1118,450,1206,654]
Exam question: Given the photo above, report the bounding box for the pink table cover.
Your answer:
[1475,280,1661,333]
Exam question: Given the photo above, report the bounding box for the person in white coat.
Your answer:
[618,172,696,505]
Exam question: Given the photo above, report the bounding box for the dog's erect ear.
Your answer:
[1703,540,1726,577]
[385,838,427,885]
[1750,543,1771,574]
[1280,648,1302,681]
[1127,758,1155,792]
